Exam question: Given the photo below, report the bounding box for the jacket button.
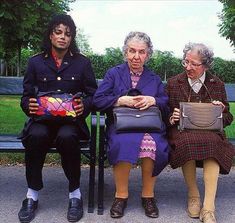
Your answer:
[57,77,61,81]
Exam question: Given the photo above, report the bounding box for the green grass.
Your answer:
[0,95,92,134]
[0,95,234,164]
[1,95,234,136]
[225,103,235,138]
[0,95,91,164]
[0,95,26,134]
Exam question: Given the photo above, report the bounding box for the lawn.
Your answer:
[0,95,235,164]
[225,102,235,138]
[0,95,26,134]
[1,95,234,136]
[0,95,92,164]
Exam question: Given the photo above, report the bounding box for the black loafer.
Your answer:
[67,198,83,222]
[110,198,128,218]
[18,198,38,223]
[142,197,159,218]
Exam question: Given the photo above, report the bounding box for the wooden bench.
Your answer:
[0,76,97,213]
[97,83,235,215]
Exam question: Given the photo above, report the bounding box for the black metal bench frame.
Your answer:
[97,83,235,215]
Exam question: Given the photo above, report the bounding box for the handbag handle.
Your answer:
[184,114,223,128]
[188,78,213,102]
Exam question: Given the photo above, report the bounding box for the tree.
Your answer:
[76,28,93,56]
[212,57,235,82]
[0,0,74,76]
[90,47,123,79]
[218,0,235,49]
[103,47,123,68]
[147,50,182,81]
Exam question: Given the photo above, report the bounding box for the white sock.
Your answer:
[26,188,39,201]
[69,188,81,199]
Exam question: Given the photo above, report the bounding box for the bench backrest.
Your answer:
[0,76,234,102]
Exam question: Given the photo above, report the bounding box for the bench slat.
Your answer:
[0,135,91,153]
[229,138,235,146]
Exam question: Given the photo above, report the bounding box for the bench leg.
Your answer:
[87,124,96,213]
[97,132,105,215]
[87,151,95,213]
[88,114,97,213]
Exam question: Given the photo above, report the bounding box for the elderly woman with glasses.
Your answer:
[166,42,235,223]
[93,31,170,219]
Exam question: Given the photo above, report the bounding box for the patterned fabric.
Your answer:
[130,72,141,88]
[139,133,156,160]
[166,72,235,174]
[36,95,76,117]
[130,72,156,161]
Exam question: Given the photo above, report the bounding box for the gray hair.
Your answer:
[183,42,214,68]
[122,31,153,61]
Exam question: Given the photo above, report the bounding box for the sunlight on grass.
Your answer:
[225,103,235,138]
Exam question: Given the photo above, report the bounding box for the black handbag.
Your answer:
[179,80,223,131]
[113,106,163,133]
[34,91,82,124]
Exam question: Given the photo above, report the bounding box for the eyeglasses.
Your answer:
[181,60,203,69]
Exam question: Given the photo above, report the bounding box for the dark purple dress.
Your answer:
[93,63,170,176]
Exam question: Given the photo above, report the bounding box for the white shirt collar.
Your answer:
[188,72,206,93]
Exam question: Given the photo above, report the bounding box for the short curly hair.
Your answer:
[183,42,214,68]
[122,31,153,61]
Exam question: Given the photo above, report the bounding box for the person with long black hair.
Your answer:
[18,14,97,223]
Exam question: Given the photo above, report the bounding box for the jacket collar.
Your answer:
[43,51,75,73]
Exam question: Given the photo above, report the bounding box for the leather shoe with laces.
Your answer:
[187,196,201,218]
[18,198,38,223]
[142,197,159,218]
[67,198,83,222]
[110,198,128,218]
[199,208,217,223]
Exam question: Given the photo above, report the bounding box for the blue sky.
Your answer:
[69,0,235,60]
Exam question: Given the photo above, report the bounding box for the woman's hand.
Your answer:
[74,98,84,116]
[115,95,155,110]
[169,108,180,125]
[133,95,156,110]
[212,100,225,111]
[115,96,138,107]
[29,98,39,114]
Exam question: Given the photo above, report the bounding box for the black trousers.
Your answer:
[23,122,81,192]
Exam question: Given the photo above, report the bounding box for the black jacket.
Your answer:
[20,51,97,139]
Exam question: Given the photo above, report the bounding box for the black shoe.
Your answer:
[18,198,38,223]
[142,197,159,218]
[67,198,83,222]
[110,198,128,218]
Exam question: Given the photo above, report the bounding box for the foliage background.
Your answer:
[0,0,235,83]
[219,0,235,49]
[0,0,234,164]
